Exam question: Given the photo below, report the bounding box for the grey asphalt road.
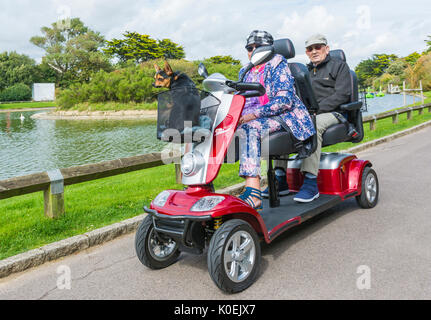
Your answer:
[1,126,431,300]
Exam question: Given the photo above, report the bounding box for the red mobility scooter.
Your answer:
[135,39,379,293]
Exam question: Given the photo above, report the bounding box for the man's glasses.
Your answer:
[306,44,325,52]
[246,45,261,52]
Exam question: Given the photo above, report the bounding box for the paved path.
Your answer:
[1,126,431,299]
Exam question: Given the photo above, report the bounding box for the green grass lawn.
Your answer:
[1,95,431,260]
[0,101,56,110]
[0,162,242,260]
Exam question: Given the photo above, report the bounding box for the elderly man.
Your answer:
[262,34,352,202]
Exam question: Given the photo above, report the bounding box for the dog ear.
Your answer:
[164,60,173,76]
[154,64,161,72]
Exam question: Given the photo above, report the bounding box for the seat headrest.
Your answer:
[329,49,346,62]
[273,39,295,60]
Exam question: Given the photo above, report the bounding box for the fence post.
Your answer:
[370,116,377,131]
[44,170,65,218]
[175,164,182,185]
[420,80,424,105]
[407,107,413,120]
[418,106,424,116]
[392,111,399,124]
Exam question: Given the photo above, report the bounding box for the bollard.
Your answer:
[44,170,65,218]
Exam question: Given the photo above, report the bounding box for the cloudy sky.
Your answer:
[1,0,430,68]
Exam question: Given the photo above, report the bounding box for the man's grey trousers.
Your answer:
[274,112,339,176]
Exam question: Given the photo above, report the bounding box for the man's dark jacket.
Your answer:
[307,55,351,114]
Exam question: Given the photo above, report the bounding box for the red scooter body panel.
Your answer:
[205,95,245,184]
[286,156,370,199]
[150,186,270,242]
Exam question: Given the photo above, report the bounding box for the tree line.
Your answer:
[355,36,431,92]
[0,17,240,103]
[5,16,428,105]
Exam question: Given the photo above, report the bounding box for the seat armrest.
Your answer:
[339,101,362,111]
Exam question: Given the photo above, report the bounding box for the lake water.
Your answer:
[0,93,420,180]
[0,111,166,180]
[362,93,418,115]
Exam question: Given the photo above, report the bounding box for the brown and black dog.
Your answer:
[153,61,201,137]
[153,61,195,89]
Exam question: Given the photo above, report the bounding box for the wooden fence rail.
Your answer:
[363,103,431,131]
[0,153,178,218]
[1,102,430,218]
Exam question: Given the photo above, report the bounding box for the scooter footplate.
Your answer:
[260,194,342,241]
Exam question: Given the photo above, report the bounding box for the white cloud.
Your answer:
[0,0,430,69]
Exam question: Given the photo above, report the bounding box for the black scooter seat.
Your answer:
[260,193,342,241]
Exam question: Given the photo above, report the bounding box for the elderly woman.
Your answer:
[237,30,315,210]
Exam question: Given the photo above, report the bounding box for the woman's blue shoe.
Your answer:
[262,168,290,198]
[293,177,319,203]
[239,187,263,210]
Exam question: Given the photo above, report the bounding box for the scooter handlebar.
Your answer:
[225,81,266,97]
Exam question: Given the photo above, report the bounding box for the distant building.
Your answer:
[32,83,55,101]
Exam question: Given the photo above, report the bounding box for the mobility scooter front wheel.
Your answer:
[207,219,261,293]
[135,215,180,269]
[356,167,379,209]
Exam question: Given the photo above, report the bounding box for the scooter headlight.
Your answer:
[152,190,170,207]
[181,152,204,177]
[190,196,225,212]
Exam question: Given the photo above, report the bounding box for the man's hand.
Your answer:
[238,113,257,125]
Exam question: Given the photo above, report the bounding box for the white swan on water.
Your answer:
[20,113,25,121]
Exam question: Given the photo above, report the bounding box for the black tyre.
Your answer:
[207,219,261,293]
[135,215,180,269]
[356,167,379,209]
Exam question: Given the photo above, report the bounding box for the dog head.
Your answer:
[153,61,179,89]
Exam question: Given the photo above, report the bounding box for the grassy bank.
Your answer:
[0,101,56,110]
[64,101,158,112]
[1,98,431,260]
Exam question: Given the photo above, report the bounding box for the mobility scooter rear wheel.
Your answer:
[207,219,261,293]
[135,215,180,269]
[356,167,379,209]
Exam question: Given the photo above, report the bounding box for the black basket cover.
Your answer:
[156,87,220,141]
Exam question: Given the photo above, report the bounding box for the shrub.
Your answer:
[413,53,431,90]
[0,83,32,102]
[56,58,244,109]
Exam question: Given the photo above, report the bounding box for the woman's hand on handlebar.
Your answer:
[238,113,257,125]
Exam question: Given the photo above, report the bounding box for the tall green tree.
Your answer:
[30,17,112,86]
[105,32,162,63]
[371,54,398,76]
[0,52,38,91]
[403,52,421,66]
[355,53,398,87]
[157,38,185,59]
[104,32,185,63]
[355,59,378,86]
[205,55,240,65]
[386,59,408,76]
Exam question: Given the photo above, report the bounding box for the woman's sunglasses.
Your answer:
[306,44,325,52]
[246,45,261,52]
